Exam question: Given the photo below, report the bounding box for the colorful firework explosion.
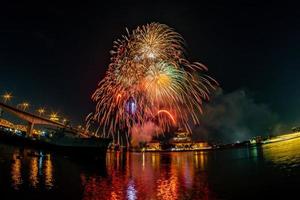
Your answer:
[88,23,217,143]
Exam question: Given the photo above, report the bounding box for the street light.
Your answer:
[62,118,67,123]
[21,102,29,111]
[2,92,12,103]
[37,108,45,116]
[50,112,59,121]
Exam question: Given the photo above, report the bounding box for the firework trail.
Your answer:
[88,23,217,144]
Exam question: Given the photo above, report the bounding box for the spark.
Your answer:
[157,110,176,125]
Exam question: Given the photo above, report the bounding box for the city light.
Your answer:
[62,118,68,124]
[2,92,13,103]
[20,102,29,111]
[37,108,45,116]
[49,113,59,121]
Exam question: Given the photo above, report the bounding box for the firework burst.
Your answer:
[89,23,217,143]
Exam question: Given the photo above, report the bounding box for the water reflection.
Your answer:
[8,147,54,190]
[29,156,39,187]
[3,139,300,199]
[81,152,215,200]
[263,137,300,168]
[1,143,215,199]
[11,149,23,190]
[44,155,54,189]
[7,148,214,200]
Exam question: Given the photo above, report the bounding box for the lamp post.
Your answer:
[50,113,59,122]
[37,108,45,116]
[21,102,29,111]
[2,92,12,103]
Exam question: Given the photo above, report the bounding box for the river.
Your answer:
[1,138,300,199]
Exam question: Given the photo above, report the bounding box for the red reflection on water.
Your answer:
[81,152,216,200]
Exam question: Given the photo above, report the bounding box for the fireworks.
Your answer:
[89,23,217,143]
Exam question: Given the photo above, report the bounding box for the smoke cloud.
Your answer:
[130,88,284,145]
[192,88,279,144]
[131,122,161,146]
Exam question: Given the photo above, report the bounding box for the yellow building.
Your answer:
[0,119,14,128]
[146,141,161,151]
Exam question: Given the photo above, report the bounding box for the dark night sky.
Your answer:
[1,1,300,126]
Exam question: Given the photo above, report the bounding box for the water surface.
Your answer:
[1,138,300,199]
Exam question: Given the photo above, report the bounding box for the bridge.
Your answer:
[0,102,82,136]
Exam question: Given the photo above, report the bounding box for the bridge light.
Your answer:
[37,108,45,116]
[49,113,59,122]
[21,102,29,111]
[62,118,68,124]
[2,92,13,103]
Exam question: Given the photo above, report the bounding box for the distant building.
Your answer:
[143,129,212,151]
[14,124,27,132]
[0,119,14,128]
[170,129,211,150]
[145,141,161,151]
[171,129,192,142]
[249,136,263,145]
[170,140,211,150]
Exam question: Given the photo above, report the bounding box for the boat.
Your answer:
[0,125,111,158]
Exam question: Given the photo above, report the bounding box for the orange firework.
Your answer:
[157,110,176,125]
[88,23,217,142]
